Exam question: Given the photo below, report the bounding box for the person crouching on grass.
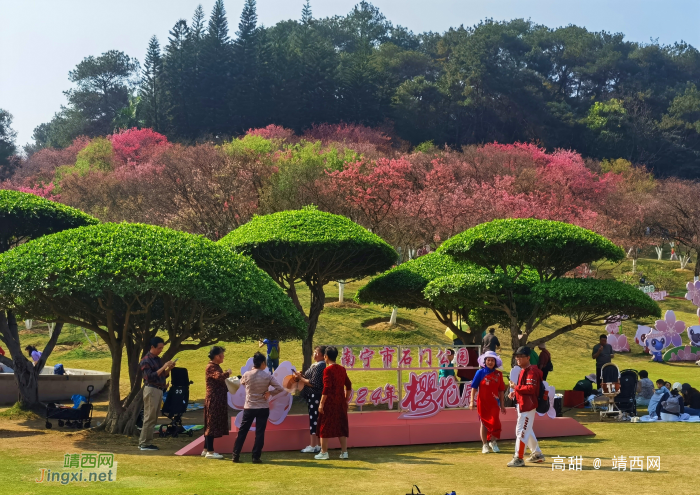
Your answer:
[469,351,506,454]
[507,346,545,467]
[232,352,283,464]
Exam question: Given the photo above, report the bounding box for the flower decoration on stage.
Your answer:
[654,310,685,348]
[227,359,294,429]
[685,281,700,323]
[605,320,630,352]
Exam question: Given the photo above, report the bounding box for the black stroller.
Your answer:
[45,385,94,429]
[158,367,193,438]
[615,369,639,417]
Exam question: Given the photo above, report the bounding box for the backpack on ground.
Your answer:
[269,344,279,360]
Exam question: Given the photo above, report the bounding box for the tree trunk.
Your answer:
[338,281,345,303]
[103,344,126,434]
[302,284,325,372]
[389,307,398,325]
[0,311,63,409]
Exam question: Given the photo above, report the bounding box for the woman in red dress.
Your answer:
[315,346,352,460]
[469,350,507,454]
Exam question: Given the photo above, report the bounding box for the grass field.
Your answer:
[1,259,698,494]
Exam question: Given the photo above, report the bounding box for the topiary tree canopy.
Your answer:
[355,252,495,344]
[0,189,99,408]
[0,189,99,252]
[0,222,306,433]
[428,218,661,352]
[219,207,397,370]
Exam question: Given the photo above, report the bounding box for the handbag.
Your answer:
[225,376,241,395]
[406,486,422,495]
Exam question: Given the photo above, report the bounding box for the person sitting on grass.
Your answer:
[681,384,700,416]
[656,383,685,422]
[573,374,596,400]
[647,379,669,419]
[636,370,654,406]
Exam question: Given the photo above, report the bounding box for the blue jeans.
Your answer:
[685,406,700,416]
[267,357,279,372]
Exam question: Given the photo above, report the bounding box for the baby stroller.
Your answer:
[158,367,193,438]
[598,363,622,419]
[46,385,94,429]
[615,369,639,417]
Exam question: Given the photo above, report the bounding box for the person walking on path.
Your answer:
[537,343,552,381]
[507,346,545,467]
[232,352,284,464]
[259,339,280,372]
[138,337,175,451]
[315,346,352,460]
[592,335,614,389]
[482,328,500,353]
[202,346,232,460]
[469,351,506,454]
[292,345,327,453]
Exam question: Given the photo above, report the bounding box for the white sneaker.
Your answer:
[201,449,207,457]
[489,440,500,453]
[339,451,348,459]
[314,452,329,460]
[300,445,318,453]
[205,452,224,459]
[481,444,490,454]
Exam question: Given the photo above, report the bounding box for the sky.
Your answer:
[2,0,699,147]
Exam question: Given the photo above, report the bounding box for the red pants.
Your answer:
[477,396,501,441]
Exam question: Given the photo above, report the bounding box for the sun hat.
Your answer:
[585,374,597,382]
[477,351,503,369]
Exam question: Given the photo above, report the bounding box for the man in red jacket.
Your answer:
[507,346,546,467]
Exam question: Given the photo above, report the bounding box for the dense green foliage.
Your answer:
[0,222,305,340]
[438,218,625,279]
[31,3,700,177]
[0,109,17,175]
[355,252,477,309]
[531,278,661,320]
[219,207,397,282]
[0,189,99,252]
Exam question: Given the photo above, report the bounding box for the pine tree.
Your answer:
[162,19,191,138]
[301,0,312,25]
[138,36,164,132]
[232,0,261,131]
[200,0,232,137]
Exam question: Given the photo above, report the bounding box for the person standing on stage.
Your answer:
[232,352,283,464]
[469,351,506,454]
[315,346,352,460]
[202,346,232,459]
[507,346,545,467]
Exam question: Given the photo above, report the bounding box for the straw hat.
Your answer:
[477,351,503,369]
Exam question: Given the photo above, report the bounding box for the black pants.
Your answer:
[596,366,602,389]
[204,435,215,452]
[542,370,549,382]
[232,408,270,459]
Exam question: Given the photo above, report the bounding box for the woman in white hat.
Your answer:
[469,350,507,453]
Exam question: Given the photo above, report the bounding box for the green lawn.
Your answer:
[1,258,699,494]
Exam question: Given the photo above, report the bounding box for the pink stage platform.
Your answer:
[175,408,594,455]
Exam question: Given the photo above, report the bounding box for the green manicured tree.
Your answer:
[0,190,99,408]
[355,252,495,344]
[425,219,661,352]
[219,207,397,370]
[0,223,305,433]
